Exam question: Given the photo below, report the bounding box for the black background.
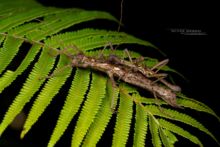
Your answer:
[1,0,219,146]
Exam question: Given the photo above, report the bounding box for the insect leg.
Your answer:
[152,91,172,117]
[150,74,168,84]
[106,71,118,113]
[99,42,118,59]
[39,64,72,80]
[153,91,162,111]
[124,49,133,63]
[151,59,169,73]
[160,79,181,92]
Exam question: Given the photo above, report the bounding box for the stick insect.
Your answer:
[66,52,181,108]
[50,44,181,109]
[101,44,181,92]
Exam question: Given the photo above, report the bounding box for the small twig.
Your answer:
[117,0,124,32]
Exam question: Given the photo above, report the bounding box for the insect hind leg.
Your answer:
[106,71,119,113]
[98,42,118,60]
[151,59,169,73]
[153,92,172,117]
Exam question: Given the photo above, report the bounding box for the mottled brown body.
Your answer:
[70,53,181,108]
[107,54,181,92]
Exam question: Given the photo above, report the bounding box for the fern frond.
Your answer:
[0,44,42,93]
[149,115,162,147]
[0,49,55,136]
[163,130,178,146]
[20,54,72,138]
[0,70,14,84]
[26,10,117,40]
[177,93,220,121]
[0,35,23,74]
[82,80,119,146]
[0,21,47,75]
[112,85,133,147]
[48,69,91,147]
[135,94,177,147]
[139,94,220,122]
[8,22,42,35]
[0,0,219,146]
[133,104,148,147]
[0,7,63,32]
[46,29,155,52]
[71,73,107,147]
[146,105,219,145]
[0,9,117,39]
[158,118,203,146]
[158,127,172,147]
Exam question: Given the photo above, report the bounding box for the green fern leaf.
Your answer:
[0,35,23,74]
[163,130,178,146]
[149,115,162,147]
[82,80,119,146]
[45,28,155,53]
[0,70,14,85]
[0,21,48,75]
[146,105,219,145]
[0,44,42,93]
[20,54,72,138]
[71,73,107,147]
[177,93,220,121]
[112,85,133,147]
[133,104,148,147]
[159,127,174,147]
[25,10,117,40]
[158,118,203,146]
[0,7,63,32]
[0,1,219,147]
[139,94,220,122]
[0,49,55,136]
[48,69,91,147]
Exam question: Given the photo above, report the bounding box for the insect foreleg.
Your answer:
[39,64,72,80]
[151,59,169,73]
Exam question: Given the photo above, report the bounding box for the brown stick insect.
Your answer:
[51,44,182,109]
[100,43,181,92]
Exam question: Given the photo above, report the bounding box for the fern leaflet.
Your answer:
[112,85,133,147]
[158,118,203,146]
[0,49,55,135]
[82,80,119,146]
[133,104,148,147]
[71,73,107,147]
[48,69,90,147]
[21,54,72,138]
